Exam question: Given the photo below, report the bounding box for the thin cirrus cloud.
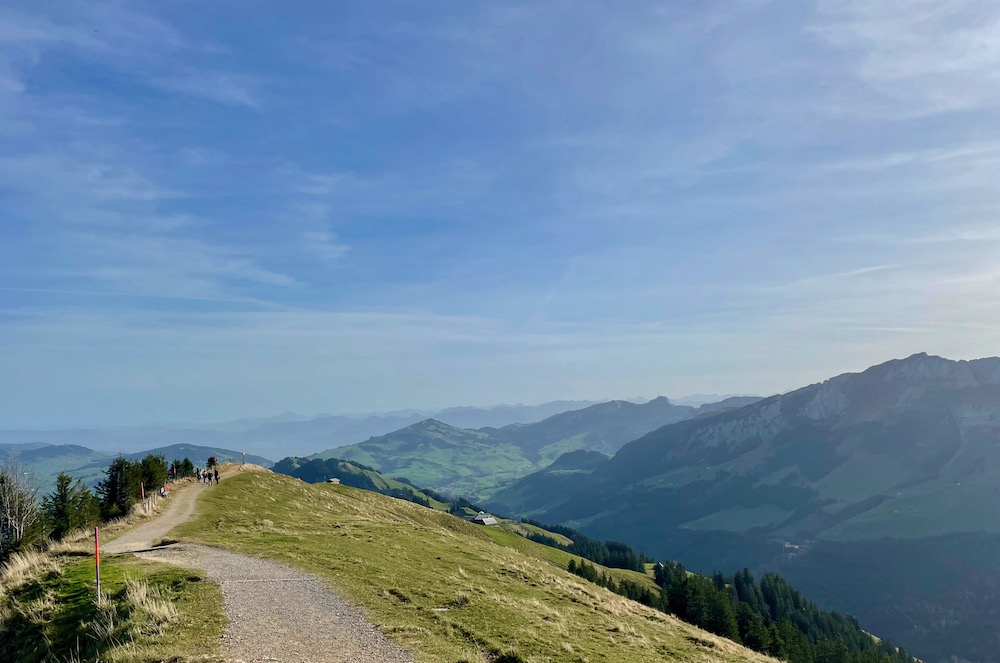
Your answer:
[152,71,261,109]
[811,0,1000,114]
[302,229,350,261]
[2,1,1000,427]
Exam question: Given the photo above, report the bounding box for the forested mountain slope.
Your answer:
[489,353,1000,663]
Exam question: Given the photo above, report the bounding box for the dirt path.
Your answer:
[108,473,413,663]
[103,479,204,554]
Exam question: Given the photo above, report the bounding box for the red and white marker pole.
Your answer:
[95,526,101,598]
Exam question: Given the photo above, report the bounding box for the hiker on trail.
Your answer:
[196,468,202,482]
[214,468,220,484]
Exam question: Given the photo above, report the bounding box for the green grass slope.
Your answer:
[274,456,452,510]
[327,419,536,498]
[173,471,775,663]
[0,551,225,662]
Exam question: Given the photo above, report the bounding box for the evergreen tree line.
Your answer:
[649,561,913,663]
[393,477,450,504]
[521,518,650,572]
[532,515,914,663]
[0,454,202,560]
[447,496,488,516]
[567,558,658,606]
[96,454,171,520]
[171,458,197,479]
[567,555,914,663]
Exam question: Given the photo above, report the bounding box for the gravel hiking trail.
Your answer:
[106,472,414,663]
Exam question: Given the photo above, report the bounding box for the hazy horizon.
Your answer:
[1,392,762,431]
[4,1,1000,428]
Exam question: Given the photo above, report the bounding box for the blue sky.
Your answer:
[2,1,1000,427]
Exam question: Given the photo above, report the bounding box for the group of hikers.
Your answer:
[196,467,220,485]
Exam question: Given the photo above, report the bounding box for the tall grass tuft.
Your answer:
[0,549,58,595]
[123,575,178,635]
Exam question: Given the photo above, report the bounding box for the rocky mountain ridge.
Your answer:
[488,353,1000,663]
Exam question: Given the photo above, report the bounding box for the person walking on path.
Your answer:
[214,468,220,484]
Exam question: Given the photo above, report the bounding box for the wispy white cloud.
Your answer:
[820,143,1000,172]
[154,71,261,108]
[767,265,899,291]
[71,232,297,291]
[905,227,1000,244]
[0,286,268,305]
[0,146,295,299]
[279,159,496,219]
[811,0,1000,114]
[302,229,349,261]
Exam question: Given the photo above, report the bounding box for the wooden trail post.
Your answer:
[94,526,101,598]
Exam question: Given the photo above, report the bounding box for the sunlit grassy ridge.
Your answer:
[174,471,775,663]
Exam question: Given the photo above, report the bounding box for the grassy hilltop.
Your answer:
[175,471,774,663]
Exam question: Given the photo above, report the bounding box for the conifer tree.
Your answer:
[97,456,141,519]
[43,472,100,540]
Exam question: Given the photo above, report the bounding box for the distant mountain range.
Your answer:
[488,353,1000,663]
[0,400,611,461]
[278,395,762,499]
[0,442,272,489]
[669,393,763,407]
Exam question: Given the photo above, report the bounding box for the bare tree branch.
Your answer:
[0,460,42,557]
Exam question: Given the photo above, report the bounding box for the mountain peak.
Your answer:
[864,353,1000,388]
[407,418,453,431]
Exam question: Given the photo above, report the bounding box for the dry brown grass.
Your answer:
[222,462,271,475]
[123,575,179,635]
[1,481,226,662]
[0,549,59,596]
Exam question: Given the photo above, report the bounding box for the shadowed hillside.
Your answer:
[489,353,1000,663]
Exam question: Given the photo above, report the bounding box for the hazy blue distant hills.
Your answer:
[671,393,762,407]
[0,417,426,462]
[491,397,696,462]
[295,395,759,498]
[488,353,1000,663]
[121,444,271,468]
[0,442,51,455]
[1,443,110,488]
[0,400,608,461]
[1,442,273,489]
[433,400,600,429]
